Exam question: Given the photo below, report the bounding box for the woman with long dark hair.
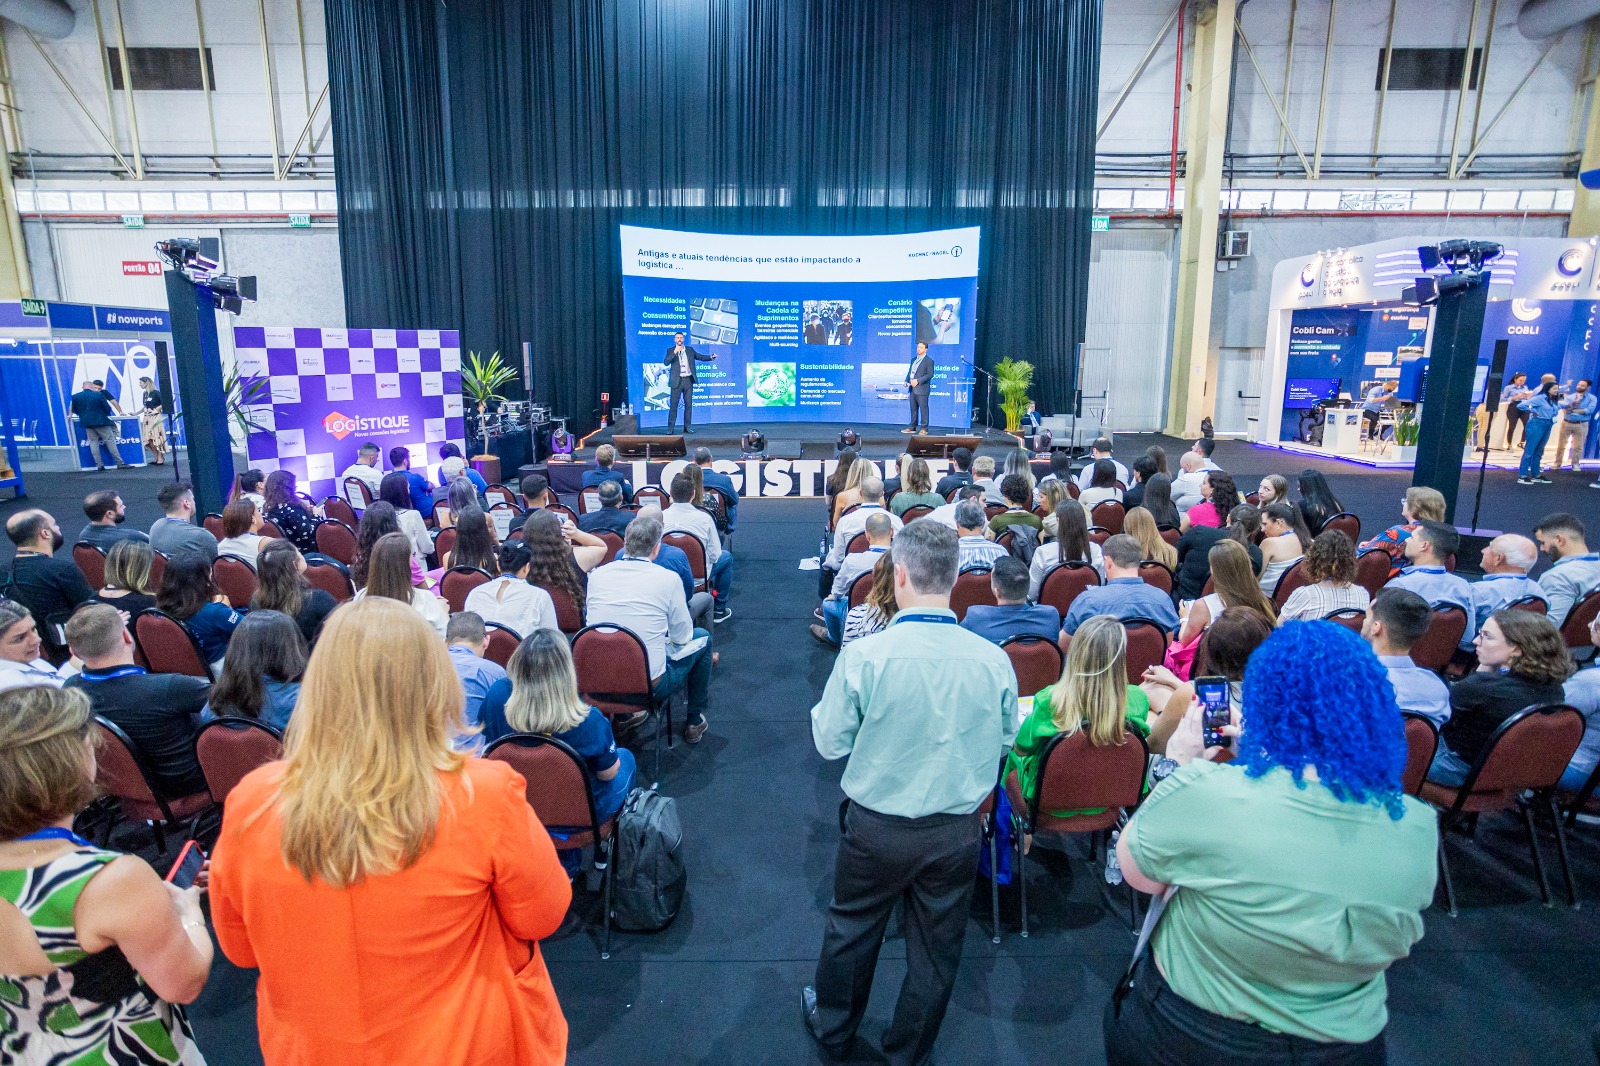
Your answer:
[156,553,243,669]
[1145,444,1169,476]
[1029,501,1104,600]
[231,468,265,509]
[1141,473,1181,529]
[380,471,434,561]
[521,510,588,615]
[1174,503,1263,603]
[203,609,308,730]
[352,532,447,636]
[1078,459,1124,518]
[1257,502,1310,596]
[1181,471,1239,532]
[1295,470,1344,535]
[262,469,320,554]
[252,538,337,647]
[1515,380,1561,484]
[352,503,402,588]
[445,505,498,572]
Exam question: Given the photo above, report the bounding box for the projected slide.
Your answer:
[620,225,979,428]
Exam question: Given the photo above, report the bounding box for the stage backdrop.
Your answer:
[233,326,465,500]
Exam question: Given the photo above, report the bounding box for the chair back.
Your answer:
[72,543,106,589]
[1038,562,1100,618]
[1138,561,1174,596]
[1090,500,1125,534]
[483,622,521,667]
[323,496,358,527]
[485,734,600,841]
[1122,619,1169,683]
[1270,559,1310,610]
[1463,704,1586,798]
[663,531,708,584]
[432,526,458,562]
[950,567,997,621]
[597,531,624,565]
[1024,729,1151,831]
[432,501,451,527]
[1401,713,1438,796]
[1506,595,1548,615]
[541,583,584,634]
[1320,512,1361,543]
[1354,549,1392,598]
[440,566,492,613]
[1001,636,1064,698]
[901,505,934,523]
[212,554,258,609]
[258,520,285,540]
[579,487,602,514]
[546,503,579,524]
[92,717,172,818]
[1409,604,1467,671]
[201,513,225,539]
[634,486,670,509]
[1245,491,1261,506]
[845,532,869,555]
[1157,524,1181,547]
[485,483,517,507]
[1324,608,1366,632]
[984,503,1006,521]
[848,570,874,608]
[1088,527,1111,546]
[343,476,375,508]
[314,520,358,566]
[1065,480,1081,500]
[304,557,354,602]
[571,624,656,717]
[196,717,283,804]
[133,611,210,678]
[146,549,168,590]
[1560,588,1600,648]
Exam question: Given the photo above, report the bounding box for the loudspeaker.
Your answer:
[613,434,685,460]
[908,435,982,459]
[1483,339,1509,414]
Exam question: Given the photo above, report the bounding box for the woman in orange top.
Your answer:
[209,597,572,1065]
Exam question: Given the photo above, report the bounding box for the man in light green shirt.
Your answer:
[803,520,1017,1066]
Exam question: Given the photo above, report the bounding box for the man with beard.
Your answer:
[3,508,93,660]
[75,490,148,551]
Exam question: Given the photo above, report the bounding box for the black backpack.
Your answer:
[609,787,686,932]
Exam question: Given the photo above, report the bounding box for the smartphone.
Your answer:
[165,840,206,889]
[1194,676,1231,749]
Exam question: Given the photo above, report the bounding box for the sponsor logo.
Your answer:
[1300,260,1320,287]
[101,310,166,327]
[1559,248,1587,277]
[323,410,411,440]
[950,245,963,258]
[1511,298,1543,322]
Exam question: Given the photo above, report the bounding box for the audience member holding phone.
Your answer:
[1142,607,1274,756]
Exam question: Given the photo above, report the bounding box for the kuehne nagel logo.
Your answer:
[323,410,410,440]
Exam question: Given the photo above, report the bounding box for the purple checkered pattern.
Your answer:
[232,325,465,501]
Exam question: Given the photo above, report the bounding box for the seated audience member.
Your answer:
[433,477,480,529]
[827,475,903,567]
[582,443,634,502]
[261,470,321,555]
[880,453,909,501]
[437,442,490,494]
[1177,539,1275,647]
[340,441,385,501]
[1560,613,1600,791]
[960,556,1060,644]
[1008,614,1149,812]
[1360,486,1447,578]
[231,469,266,510]
[1296,469,1345,535]
[216,498,268,566]
[1037,477,1073,520]
[1532,512,1600,626]
[352,503,425,588]
[1429,610,1573,785]
[520,510,596,625]
[814,512,893,646]
[1142,606,1274,754]
[830,454,873,525]
[1028,501,1104,600]
[1073,437,1129,491]
[1108,622,1436,1064]
[578,479,636,536]
[1190,434,1222,471]
[1387,520,1475,645]
[987,448,1036,506]
[0,684,213,1061]
[443,611,506,747]
[1122,455,1156,509]
[1470,534,1547,632]
[1038,450,1072,490]
[93,540,158,619]
[1125,507,1177,571]
[695,447,740,531]
[63,604,210,797]
[0,599,63,689]
[157,553,245,670]
[1078,460,1124,518]
[1061,534,1180,637]
[352,533,449,637]
[1139,472,1181,530]
[209,597,571,1066]
[251,539,337,648]
[841,550,897,646]
[507,474,554,539]
[1362,588,1451,726]
[891,457,944,516]
[954,500,1007,571]
[585,515,712,742]
[388,445,436,515]
[1170,451,1208,513]
[1146,444,1170,476]
[1278,529,1370,623]
[5,508,92,653]
[1256,473,1289,507]
[77,490,148,551]
[202,609,306,731]
[1257,503,1310,597]
[443,505,498,572]
[1180,470,1239,532]
[927,484,983,529]
[969,454,998,499]
[379,472,434,562]
[683,463,729,540]
[465,540,557,637]
[933,447,974,497]
[989,474,1044,536]
[149,482,219,563]
[634,505,714,632]
[664,472,733,621]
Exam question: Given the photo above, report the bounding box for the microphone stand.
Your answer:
[1467,404,1495,533]
[955,354,994,436]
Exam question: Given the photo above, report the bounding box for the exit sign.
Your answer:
[121,214,145,229]
[1091,215,1110,232]
[20,298,45,317]
[288,213,311,228]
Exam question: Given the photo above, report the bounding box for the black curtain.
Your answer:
[326,0,1101,433]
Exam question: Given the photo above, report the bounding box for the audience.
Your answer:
[1256,473,1289,507]
[522,510,601,621]
[637,504,714,632]
[1174,503,1261,602]
[216,498,268,565]
[960,556,1060,644]
[927,483,983,528]
[1074,438,1129,490]
[1139,472,1180,529]
[0,598,64,688]
[665,471,733,620]
[1142,607,1274,755]
[1061,534,1180,637]
[954,500,1007,571]
[339,440,385,501]
[831,454,873,524]
[987,448,1036,507]
[696,447,740,532]
[989,474,1044,535]
[1360,486,1446,578]
[1179,470,1239,532]
[1532,512,1600,626]
[934,447,973,497]
[1177,539,1276,646]
[261,470,321,555]
[251,539,337,647]
[149,481,219,562]
[156,553,245,671]
[1125,506,1177,571]
[5,508,92,657]
[841,550,898,646]
[1029,501,1104,600]
[1078,460,1125,518]
[1123,455,1156,509]
[93,539,158,619]
[353,502,407,587]
[582,443,634,502]
[1038,450,1073,491]
[1362,588,1451,726]
[1037,477,1073,521]
[434,457,483,515]
[508,474,554,538]
[1560,613,1600,791]
[443,504,498,572]
[465,539,558,637]
[1387,520,1475,645]
[1295,469,1344,535]
[1170,452,1208,513]
[379,471,435,561]
[388,445,436,514]
[202,609,306,731]
[231,469,266,511]
[814,512,893,645]
[826,475,902,571]
[77,489,148,550]
[1257,503,1310,597]
[891,457,943,515]
[443,610,507,747]
[1278,529,1370,623]
[438,442,490,494]
[1470,534,1548,631]
[210,597,571,1064]
[1145,444,1169,475]
[352,533,448,636]
[578,479,635,536]
[1190,435,1222,471]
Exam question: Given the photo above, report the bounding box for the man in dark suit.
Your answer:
[904,341,934,435]
[577,480,636,536]
[663,331,716,433]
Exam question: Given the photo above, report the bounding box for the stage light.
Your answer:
[208,274,258,316]
[155,237,218,274]
[1406,240,1502,304]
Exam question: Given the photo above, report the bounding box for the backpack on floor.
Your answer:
[609,787,686,932]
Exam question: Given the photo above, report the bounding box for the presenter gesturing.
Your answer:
[903,341,934,435]
[663,331,716,434]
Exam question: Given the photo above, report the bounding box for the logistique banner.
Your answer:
[620,225,980,429]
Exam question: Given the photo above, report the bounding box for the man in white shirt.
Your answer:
[1191,436,1223,472]
[1073,438,1129,491]
[340,442,384,504]
[1363,589,1451,726]
[826,476,903,572]
[926,485,984,529]
[1469,534,1547,638]
[663,471,733,622]
[586,514,712,743]
[1533,513,1600,627]
[813,512,893,646]
[1171,452,1208,513]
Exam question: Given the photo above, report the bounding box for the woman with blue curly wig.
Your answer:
[1104,620,1438,1066]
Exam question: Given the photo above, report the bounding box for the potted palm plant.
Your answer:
[461,351,518,462]
[1392,407,1419,464]
[993,357,1034,433]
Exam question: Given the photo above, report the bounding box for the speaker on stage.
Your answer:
[613,434,686,460]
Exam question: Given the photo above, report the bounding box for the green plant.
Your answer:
[222,366,270,442]
[1394,407,1419,447]
[462,350,517,409]
[993,357,1034,432]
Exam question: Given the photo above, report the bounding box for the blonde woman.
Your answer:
[1125,506,1177,571]
[1006,614,1149,822]
[831,455,874,525]
[1178,538,1277,646]
[210,598,572,1065]
[1037,477,1072,518]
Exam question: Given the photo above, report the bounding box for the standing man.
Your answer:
[803,520,1018,1064]
[903,341,934,435]
[663,331,715,434]
[138,375,167,466]
[1556,379,1596,471]
[69,379,127,471]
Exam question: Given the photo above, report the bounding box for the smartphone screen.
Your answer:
[1194,676,1231,748]
[165,840,206,889]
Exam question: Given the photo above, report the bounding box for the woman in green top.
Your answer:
[889,457,944,516]
[1106,620,1437,1065]
[1006,615,1150,823]
[0,685,213,1065]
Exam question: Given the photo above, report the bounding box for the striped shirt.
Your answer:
[1277,581,1371,623]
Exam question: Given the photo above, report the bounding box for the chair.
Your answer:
[196,717,283,807]
[1270,559,1310,610]
[634,486,670,509]
[1121,619,1169,683]
[579,487,602,514]
[1400,712,1438,797]
[546,503,579,524]
[432,526,458,563]
[304,556,355,602]
[1420,704,1585,913]
[845,532,869,555]
[1244,491,1261,506]
[1320,512,1361,543]
[1355,549,1393,598]
[201,513,225,540]
[597,531,625,565]
[984,504,1006,521]
[572,623,671,781]
[343,476,374,508]
[485,483,517,507]
[73,543,106,589]
[323,496,358,527]
[258,520,285,540]
[1088,526,1111,546]
[1090,501,1125,534]
[212,554,258,609]
[134,611,210,679]
[1559,589,1600,655]
[1038,562,1100,619]
[432,500,451,526]
[1138,561,1174,596]
[901,505,935,523]
[92,717,211,855]
[1324,608,1366,633]
[950,567,997,621]
[1007,729,1152,938]
[147,549,168,590]
[541,583,584,634]
[486,733,619,957]
[663,531,708,590]
[1000,636,1064,698]
[1410,605,1468,672]
[847,570,874,608]
[440,566,492,613]
[314,520,359,566]
[1156,524,1181,547]
[1506,595,1548,615]
[483,622,521,667]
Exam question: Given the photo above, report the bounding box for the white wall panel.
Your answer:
[50,224,217,307]
[1083,227,1176,432]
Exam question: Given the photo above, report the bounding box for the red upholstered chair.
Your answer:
[901,505,935,523]
[485,483,517,507]
[1420,704,1585,913]
[950,568,998,622]
[1088,527,1111,546]
[1090,501,1125,534]
[314,520,359,566]
[571,623,669,780]
[1270,559,1310,611]
[73,543,106,589]
[845,532,869,555]
[432,501,452,527]
[322,496,358,528]
[482,622,521,667]
[1245,491,1261,506]
[93,716,212,855]
[1038,562,1100,619]
[596,532,625,565]
[196,717,283,807]
[304,557,354,602]
[1319,512,1361,543]
[546,503,579,524]
[343,477,375,508]
[1559,589,1600,654]
[1065,481,1080,500]
[146,550,168,590]
[258,520,285,540]
[1400,712,1438,797]
[1000,636,1064,698]
[134,611,210,679]
[847,571,874,608]
[1506,595,1548,615]
[984,504,1006,521]
[1354,549,1393,599]
[1157,525,1181,547]
[1138,561,1175,596]
[634,486,669,509]
[432,526,458,563]
[541,584,584,634]
[663,531,708,590]
[578,487,602,514]
[1324,608,1367,633]
[212,555,258,609]
[1409,605,1468,672]
[486,733,619,958]
[201,513,225,540]
[440,566,492,613]
[1121,619,1169,683]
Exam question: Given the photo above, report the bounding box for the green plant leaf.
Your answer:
[462,350,518,406]
[992,357,1035,432]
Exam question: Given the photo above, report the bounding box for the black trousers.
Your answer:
[908,391,929,430]
[1504,405,1529,448]
[1361,408,1381,437]
[1104,956,1387,1066]
[668,380,694,429]
[813,802,980,1066]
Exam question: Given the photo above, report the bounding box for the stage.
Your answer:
[578,417,1025,462]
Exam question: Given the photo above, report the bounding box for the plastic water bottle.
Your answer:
[1104,829,1124,886]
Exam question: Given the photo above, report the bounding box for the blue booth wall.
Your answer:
[0,339,183,448]
[1281,308,1426,440]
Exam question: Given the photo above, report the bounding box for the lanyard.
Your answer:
[76,665,146,682]
[891,611,957,626]
[15,826,94,847]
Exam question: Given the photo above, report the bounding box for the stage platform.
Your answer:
[1254,438,1599,473]
[579,417,1024,461]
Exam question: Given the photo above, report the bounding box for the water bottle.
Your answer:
[1104,829,1124,886]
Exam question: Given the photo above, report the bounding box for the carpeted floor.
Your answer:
[3,437,1598,1065]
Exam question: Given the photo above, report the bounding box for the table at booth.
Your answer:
[69,414,146,470]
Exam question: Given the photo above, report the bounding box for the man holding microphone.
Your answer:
[904,341,934,435]
[663,331,715,434]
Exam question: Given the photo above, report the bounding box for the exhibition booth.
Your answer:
[1257,236,1600,470]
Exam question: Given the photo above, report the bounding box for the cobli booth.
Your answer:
[1257,236,1600,470]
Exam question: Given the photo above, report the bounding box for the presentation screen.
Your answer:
[620,225,979,428]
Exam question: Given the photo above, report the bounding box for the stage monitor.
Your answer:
[1283,377,1342,409]
[620,225,979,430]
[612,434,685,460]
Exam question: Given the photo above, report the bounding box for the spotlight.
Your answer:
[1405,240,1503,304]
[155,237,218,274]
[208,274,258,316]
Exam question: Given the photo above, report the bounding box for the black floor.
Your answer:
[5,439,1600,1064]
